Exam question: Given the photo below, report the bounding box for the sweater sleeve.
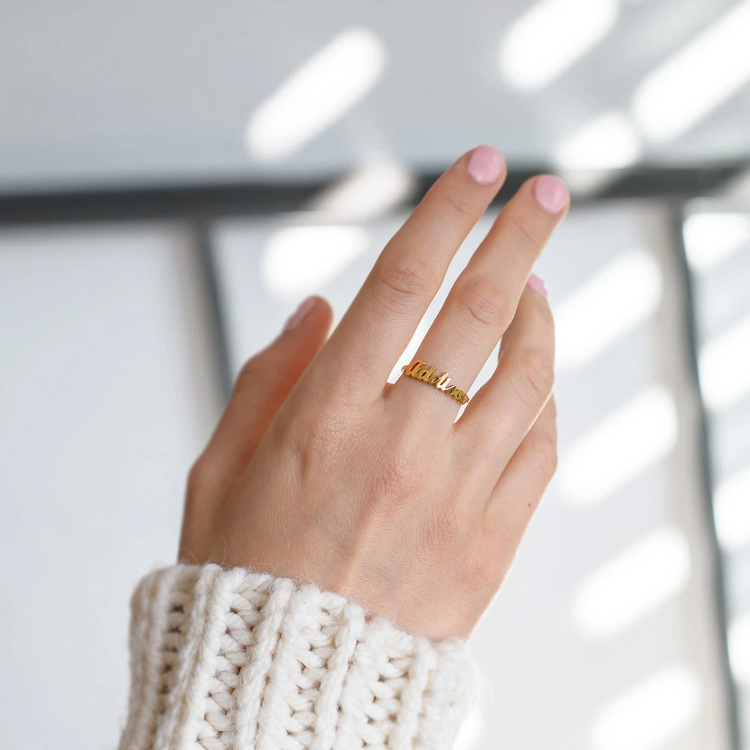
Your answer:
[118,564,477,750]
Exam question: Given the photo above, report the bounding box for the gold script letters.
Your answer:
[400,359,470,405]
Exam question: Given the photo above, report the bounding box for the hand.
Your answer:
[179,146,568,640]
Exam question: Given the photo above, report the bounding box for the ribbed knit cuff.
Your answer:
[119,564,476,750]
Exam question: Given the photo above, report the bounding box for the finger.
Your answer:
[179,295,333,561]
[388,174,567,421]
[483,395,557,545]
[309,146,507,401]
[455,278,555,488]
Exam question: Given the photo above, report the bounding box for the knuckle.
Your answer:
[441,190,473,221]
[293,410,349,469]
[548,395,558,419]
[186,454,215,500]
[532,292,555,328]
[533,435,559,480]
[374,253,438,313]
[373,449,422,505]
[511,349,555,405]
[234,356,268,394]
[455,276,511,330]
[506,211,542,250]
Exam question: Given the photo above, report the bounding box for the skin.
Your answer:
[179,146,568,641]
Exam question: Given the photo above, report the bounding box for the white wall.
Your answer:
[0,202,738,749]
[0,225,221,748]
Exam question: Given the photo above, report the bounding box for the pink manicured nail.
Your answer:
[467,145,506,185]
[534,175,569,214]
[283,296,316,331]
[526,273,548,298]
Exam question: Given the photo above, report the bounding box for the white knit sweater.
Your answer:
[119,564,476,750]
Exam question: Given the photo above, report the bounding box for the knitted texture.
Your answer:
[119,564,476,750]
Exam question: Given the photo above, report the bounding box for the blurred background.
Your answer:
[1,1,750,749]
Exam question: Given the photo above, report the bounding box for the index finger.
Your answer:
[310,145,508,400]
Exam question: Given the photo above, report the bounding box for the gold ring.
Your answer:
[400,359,470,405]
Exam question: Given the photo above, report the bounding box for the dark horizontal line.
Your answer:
[0,162,744,227]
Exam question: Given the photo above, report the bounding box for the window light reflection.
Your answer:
[683,212,750,272]
[499,0,619,90]
[560,385,677,504]
[631,0,750,142]
[591,665,701,750]
[245,28,385,161]
[729,612,750,685]
[261,225,368,297]
[555,250,662,371]
[309,157,414,222]
[714,465,750,550]
[700,312,750,412]
[553,111,642,171]
[573,525,690,639]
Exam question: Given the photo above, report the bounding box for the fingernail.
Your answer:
[283,296,316,331]
[526,273,548,298]
[467,145,506,185]
[534,175,569,214]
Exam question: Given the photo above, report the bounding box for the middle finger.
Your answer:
[388,174,568,421]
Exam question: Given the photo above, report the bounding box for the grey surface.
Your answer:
[1,0,749,191]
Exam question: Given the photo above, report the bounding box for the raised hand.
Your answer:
[179,146,569,640]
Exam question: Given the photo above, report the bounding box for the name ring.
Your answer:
[400,359,470,405]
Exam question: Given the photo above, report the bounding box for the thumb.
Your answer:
[180,295,333,560]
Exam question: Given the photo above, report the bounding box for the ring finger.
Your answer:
[388,174,567,421]
[456,280,555,493]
